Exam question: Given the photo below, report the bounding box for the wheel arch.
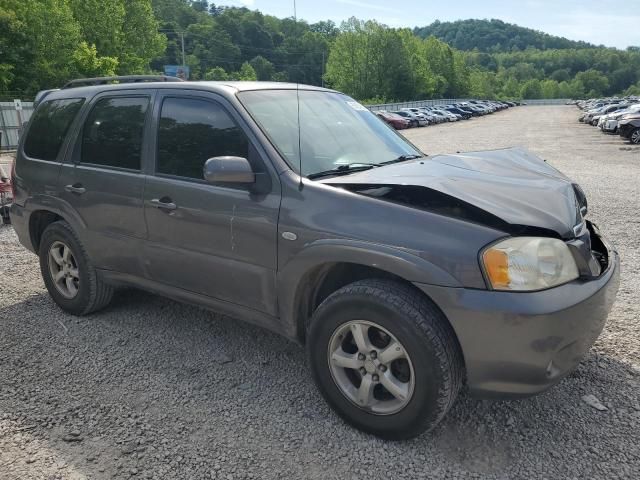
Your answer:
[29,210,64,252]
[277,240,462,344]
[25,196,88,252]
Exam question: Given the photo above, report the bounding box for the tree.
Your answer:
[468,69,496,98]
[574,69,609,97]
[69,0,166,74]
[520,79,543,99]
[325,19,438,102]
[233,62,257,81]
[0,0,118,95]
[249,56,275,81]
[204,66,228,80]
[541,79,560,98]
[72,42,118,78]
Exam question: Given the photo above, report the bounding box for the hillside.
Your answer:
[414,19,598,52]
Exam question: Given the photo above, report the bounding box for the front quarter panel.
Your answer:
[276,172,508,332]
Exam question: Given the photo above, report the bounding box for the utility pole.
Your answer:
[322,51,325,87]
[180,32,186,67]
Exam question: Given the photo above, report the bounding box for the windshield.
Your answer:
[238,90,422,177]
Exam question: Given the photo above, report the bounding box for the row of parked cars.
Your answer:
[374,100,520,129]
[576,96,640,144]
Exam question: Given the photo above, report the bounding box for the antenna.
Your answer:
[294,0,303,190]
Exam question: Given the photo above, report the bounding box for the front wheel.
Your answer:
[307,279,463,440]
[630,128,640,144]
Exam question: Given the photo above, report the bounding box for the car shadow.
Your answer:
[0,290,638,478]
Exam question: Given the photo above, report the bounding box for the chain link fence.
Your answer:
[0,101,34,151]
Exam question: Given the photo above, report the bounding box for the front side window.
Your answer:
[24,98,84,161]
[81,96,149,170]
[238,90,421,176]
[157,97,249,180]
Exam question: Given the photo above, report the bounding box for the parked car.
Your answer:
[459,102,488,115]
[11,77,620,440]
[413,108,446,124]
[442,106,472,119]
[589,104,628,126]
[430,108,460,122]
[375,110,411,130]
[618,114,640,143]
[600,104,640,133]
[395,110,428,127]
[403,108,434,124]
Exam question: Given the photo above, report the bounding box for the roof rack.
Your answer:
[62,75,185,89]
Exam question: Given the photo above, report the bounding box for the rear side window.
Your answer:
[23,98,84,161]
[157,97,249,180]
[81,96,149,170]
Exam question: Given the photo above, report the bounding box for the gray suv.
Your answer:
[10,77,620,439]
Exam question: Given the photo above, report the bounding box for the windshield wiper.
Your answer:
[307,163,379,180]
[379,154,424,165]
[307,156,424,180]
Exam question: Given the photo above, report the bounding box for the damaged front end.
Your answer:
[323,147,610,285]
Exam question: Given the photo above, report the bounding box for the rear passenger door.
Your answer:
[142,92,281,315]
[58,91,153,276]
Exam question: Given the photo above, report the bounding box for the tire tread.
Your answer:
[311,278,464,438]
[40,221,113,315]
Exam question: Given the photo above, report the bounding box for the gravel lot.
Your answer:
[1,105,639,479]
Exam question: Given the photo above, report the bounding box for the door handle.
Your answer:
[149,198,177,211]
[64,184,86,195]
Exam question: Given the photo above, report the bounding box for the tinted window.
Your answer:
[24,98,84,161]
[157,97,249,179]
[81,97,149,170]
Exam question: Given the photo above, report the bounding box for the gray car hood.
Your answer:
[322,147,582,239]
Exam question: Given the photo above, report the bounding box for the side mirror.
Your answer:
[203,156,255,185]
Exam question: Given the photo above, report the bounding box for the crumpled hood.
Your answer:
[322,147,582,238]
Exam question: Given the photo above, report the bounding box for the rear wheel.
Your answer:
[39,221,113,315]
[307,279,463,440]
[630,128,640,144]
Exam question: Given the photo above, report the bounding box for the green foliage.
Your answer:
[624,81,640,96]
[249,56,275,81]
[1,1,638,101]
[414,19,597,52]
[204,66,228,80]
[235,62,257,81]
[520,79,543,99]
[1,0,164,96]
[71,42,118,77]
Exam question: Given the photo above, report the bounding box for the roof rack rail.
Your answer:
[62,75,185,89]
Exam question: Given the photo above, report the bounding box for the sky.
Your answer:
[225,0,640,49]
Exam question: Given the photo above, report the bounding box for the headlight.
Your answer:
[482,237,579,291]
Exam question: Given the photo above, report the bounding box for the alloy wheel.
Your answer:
[631,129,640,144]
[48,241,80,299]
[327,320,415,415]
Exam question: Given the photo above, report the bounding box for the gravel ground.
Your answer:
[1,106,639,480]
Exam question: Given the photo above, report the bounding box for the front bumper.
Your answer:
[415,245,620,399]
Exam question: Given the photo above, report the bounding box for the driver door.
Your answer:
[142,92,281,315]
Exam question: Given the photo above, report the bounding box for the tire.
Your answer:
[39,220,114,315]
[630,128,640,145]
[307,279,463,440]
